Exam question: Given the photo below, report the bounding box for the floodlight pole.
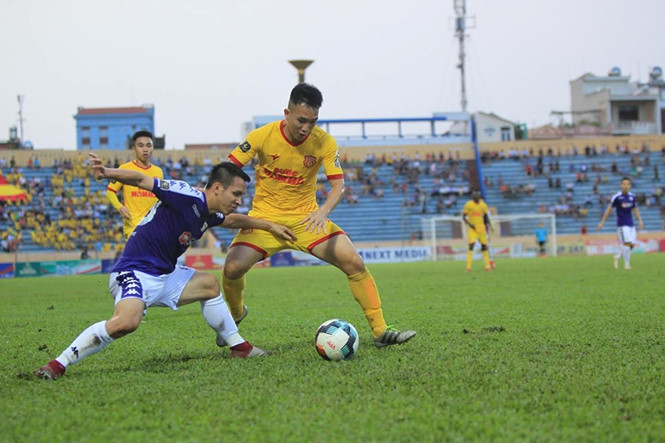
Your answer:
[288,60,314,84]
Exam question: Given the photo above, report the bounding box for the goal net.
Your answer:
[422,213,557,261]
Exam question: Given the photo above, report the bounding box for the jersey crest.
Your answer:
[303,155,317,168]
[178,231,193,246]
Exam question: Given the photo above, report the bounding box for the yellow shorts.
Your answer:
[468,227,488,245]
[230,217,346,259]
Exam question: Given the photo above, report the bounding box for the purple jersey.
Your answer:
[610,191,636,227]
[113,179,226,276]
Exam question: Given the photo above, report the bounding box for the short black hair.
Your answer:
[132,130,154,144]
[289,83,323,109]
[621,176,631,183]
[206,162,251,189]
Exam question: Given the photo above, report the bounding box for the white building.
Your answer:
[569,66,664,135]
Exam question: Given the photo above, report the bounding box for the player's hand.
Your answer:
[268,222,297,242]
[89,153,106,181]
[596,223,603,231]
[300,210,328,235]
[119,206,131,219]
[639,221,644,231]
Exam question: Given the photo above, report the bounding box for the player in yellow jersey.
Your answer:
[106,131,164,240]
[462,190,493,272]
[223,83,415,349]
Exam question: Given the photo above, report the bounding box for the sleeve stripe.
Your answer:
[228,154,244,167]
[106,187,117,193]
[327,174,344,180]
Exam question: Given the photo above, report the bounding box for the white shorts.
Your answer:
[617,226,637,245]
[109,266,196,311]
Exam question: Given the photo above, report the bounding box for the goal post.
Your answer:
[423,213,557,260]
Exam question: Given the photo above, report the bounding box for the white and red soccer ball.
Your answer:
[315,319,359,361]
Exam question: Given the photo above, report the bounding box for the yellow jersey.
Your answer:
[106,160,163,238]
[229,120,343,219]
[463,199,489,231]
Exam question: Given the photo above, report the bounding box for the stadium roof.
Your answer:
[75,106,152,115]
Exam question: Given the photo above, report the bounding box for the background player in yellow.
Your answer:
[223,83,415,349]
[106,131,164,239]
[462,190,493,272]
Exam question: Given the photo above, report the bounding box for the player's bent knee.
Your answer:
[223,260,249,280]
[107,316,141,338]
[202,273,220,298]
[481,244,488,251]
[338,253,365,276]
[468,244,475,251]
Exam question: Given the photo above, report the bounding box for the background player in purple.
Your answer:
[597,177,644,270]
[34,153,296,380]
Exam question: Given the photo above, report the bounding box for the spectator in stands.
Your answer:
[106,131,164,240]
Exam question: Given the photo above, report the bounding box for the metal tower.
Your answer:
[453,0,471,112]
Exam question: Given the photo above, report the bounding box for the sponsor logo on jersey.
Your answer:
[192,204,200,218]
[269,153,280,161]
[179,231,194,246]
[201,221,208,232]
[239,141,251,153]
[303,155,317,168]
[334,151,340,168]
[159,180,170,190]
[130,189,156,198]
[263,167,304,185]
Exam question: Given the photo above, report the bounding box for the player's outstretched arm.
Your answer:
[89,153,154,191]
[224,214,297,242]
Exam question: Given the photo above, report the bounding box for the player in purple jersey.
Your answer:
[34,153,296,380]
[597,177,644,270]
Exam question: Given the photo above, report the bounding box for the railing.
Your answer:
[611,121,658,135]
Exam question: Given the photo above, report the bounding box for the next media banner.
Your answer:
[356,246,431,264]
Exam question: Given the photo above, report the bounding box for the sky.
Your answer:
[0,0,662,150]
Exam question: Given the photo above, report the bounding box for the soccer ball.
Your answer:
[315,319,359,361]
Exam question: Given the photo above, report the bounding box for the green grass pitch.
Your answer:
[1,254,664,441]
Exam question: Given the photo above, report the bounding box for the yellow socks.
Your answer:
[466,249,473,269]
[347,269,386,338]
[483,250,490,269]
[221,274,246,321]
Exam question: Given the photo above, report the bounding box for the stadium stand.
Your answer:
[2,145,664,253]
[480,147,664,234]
